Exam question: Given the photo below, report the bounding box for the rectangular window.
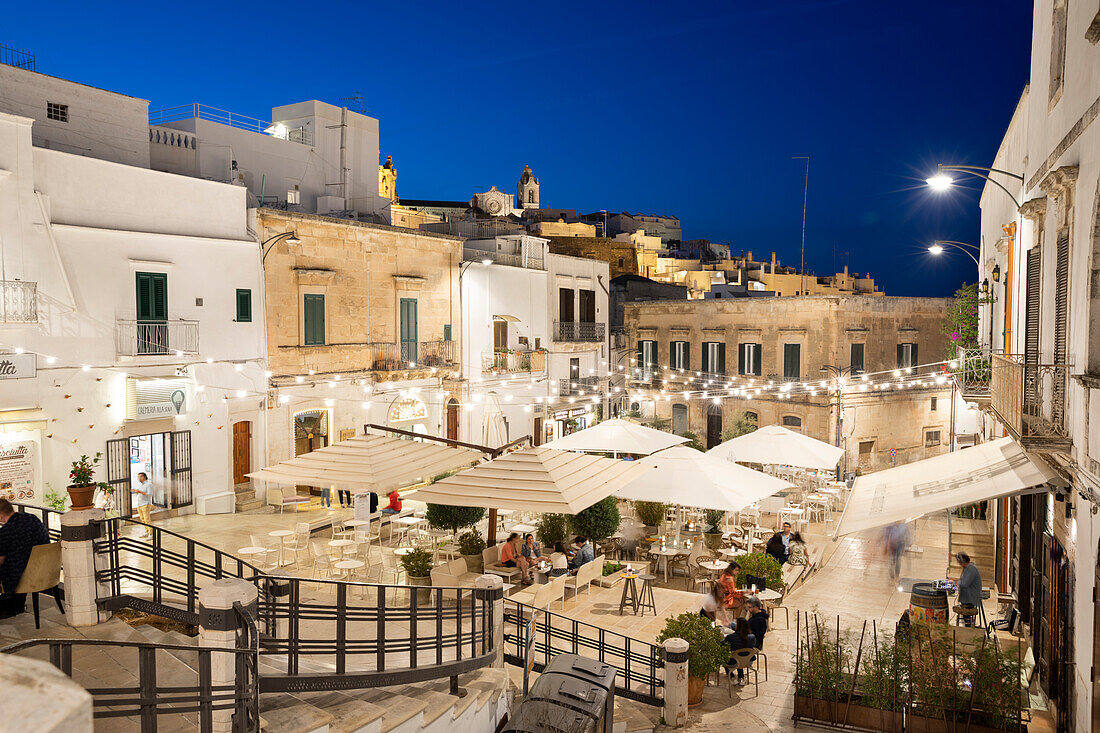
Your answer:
[46,101,69,122]
[701,342,725,375]
[443,324,452,341]
[303,294,325,346]
[570,357,580,380]
[930,396,938,412]
[738,343,761,376]
[850,343,865,374]
[135,272,169,355]
[859,440,874,459]
[493,319,508,351]
[637,340,657,380]
[558,288,575,322]
[399,297,418,363]
[670,341,689,371]
[578,290,596,323]
[783,343,801,381]
[896,342,917,369]
[925,430,942,447]
[235,289,252,322]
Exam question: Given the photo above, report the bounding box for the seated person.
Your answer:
[520,534,549,581]
[569,535,594,570]
[746,597,770,649]
[381,490,402,515]
[727,617,758,685]
[0,499,50,618]
[717,561,746,613]
[697,583,732,626]
[499,533,524,579]
[548,542,571,577]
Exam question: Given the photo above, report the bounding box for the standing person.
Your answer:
[955,552,983,626]
[337,489,352,509]
[0,499,50,618]
[745,597,770,649]
[320,486,332,510]
[368,491,379,514]
[883,521,911,582]
[728,617,758,685]
[697,583,731,626]
[131,473,154,539]
[765,522,793,564]
[381,490,402,515]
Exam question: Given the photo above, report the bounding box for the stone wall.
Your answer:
[546,236,638,279]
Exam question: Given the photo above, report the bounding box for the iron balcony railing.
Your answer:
[554,321,606,343]
[559,376,601,396]
[366,340,455,371]
[990,353,1072,446]
[482,350,546,374]
[149,104,314,146]
[952,347,1002,401]
[117,319,200,356]
[0,280,37,323]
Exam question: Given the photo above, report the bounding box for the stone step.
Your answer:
[237,499,264,512]
[260,695,335,733]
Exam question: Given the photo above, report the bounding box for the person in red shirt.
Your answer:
[499,532,530,581]
[381,490,402,515]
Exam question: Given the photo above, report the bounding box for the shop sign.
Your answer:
[553,408,591,420]
[127,378,189,420]
[553,410,570,420]
[0,437,38,502]
[388,397,428,423]
[0,353,36,380]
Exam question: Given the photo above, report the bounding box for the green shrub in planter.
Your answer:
[400,548,434,578]
[631,500,668,529]
[704,509,725,533]
[602,560,624,577]
[655,612,729,679]
[457,529,486,557]
[425,503,485,534]
[536,513,570,548]
[730,551,784,590]
[568,496,620,543]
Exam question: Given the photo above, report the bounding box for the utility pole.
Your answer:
[792,156,810,295]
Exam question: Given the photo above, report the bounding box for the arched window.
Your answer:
[672,404,688,434]
[528,190,535,203]
[781,415,802,429]
[743,411,758,423]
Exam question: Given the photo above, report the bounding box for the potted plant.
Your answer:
[568,496,620,543]
[703,509,725,550]
[43,485,70,512]
[794,624,851,723]
[457,529,486,573]
[536,512,570,549]
[68,453,110,511]
[656,612,730,705]
[400,547,435,606]
[729,551,784,591]
[631,500,668,535]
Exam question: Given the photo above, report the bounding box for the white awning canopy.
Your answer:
[615,446,795,512]
[833,437,1060,538]
[706,424,845,470]
[410,446,652,514]
[546,418,689,455]
[247,433,487,493]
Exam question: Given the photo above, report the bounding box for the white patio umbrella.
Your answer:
[706,424,844,470]
[546,418,689,456]
[616,446,795,512]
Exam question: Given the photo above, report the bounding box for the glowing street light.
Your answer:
[925,173,954,191]
[928,244,945,255]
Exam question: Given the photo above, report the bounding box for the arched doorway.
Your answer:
[706,402,722,448]
[294,410,329,457]
[446,399,460,441]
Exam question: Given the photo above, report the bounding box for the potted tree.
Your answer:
[656,612,730,705]
[631,500,668,535]
[703,509,725,550]
[568,496,620,544]
[68,453,109,511]
[729,551,784,591]
[400,547,435,606]
[536,512,570,549]
[457,529,486,573]
[425,503,484,542]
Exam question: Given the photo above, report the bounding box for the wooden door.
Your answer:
[707,403,722,448]
[446,400,459,441]
[533,417,543,446]
[232,421,251,485]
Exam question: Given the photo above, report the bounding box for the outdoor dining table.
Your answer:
[334,559,365,580]
[393,547,416,557]
[328,539,355,558]
[654,548,681,583]
[343,519,370,529]
[237,546,267,564]
[269,529,295,566]
[510,523,537,534]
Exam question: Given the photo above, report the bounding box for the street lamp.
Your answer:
[927,240,980,267]
[925,163,1024,208]
[260,231,302,263]
[820,365,852,477]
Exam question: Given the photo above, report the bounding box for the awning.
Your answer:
[615,446,794,512]
[546,418,689,456]
[706,424,844,469]
[410,446,652,514]
[833,437,1060,538]
[247,433,487,492]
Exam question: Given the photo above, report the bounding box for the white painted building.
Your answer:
[460,236,610,447]
[972,3,1100,730]
[0,108,266,517]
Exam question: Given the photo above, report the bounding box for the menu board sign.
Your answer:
[0,438,38,502]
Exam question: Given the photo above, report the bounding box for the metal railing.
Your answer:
[953,347,1001,400]
[990,354,1071,445]
[559,376,601,396]
[148,104,315,146]
[116,319,200,356]
[462,249,546,270]
[14,502,62,540]
[482,350,546,374]
[0,44,35,71]
[0,280,37,323]
[503,599,663,706]
[366,340,455,371]
[1,601,259,733]
[554,321,606,342]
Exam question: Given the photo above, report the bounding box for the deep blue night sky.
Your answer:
[4,1,1032,296]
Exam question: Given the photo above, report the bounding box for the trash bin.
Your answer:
[503,653,617,733]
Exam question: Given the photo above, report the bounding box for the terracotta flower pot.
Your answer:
[688,675,706,705]
[66,484,97,511]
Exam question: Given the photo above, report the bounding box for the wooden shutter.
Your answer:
[171,430,193,508]
[303,294,325,345]
[236,289,252,322]
[717,343,726,374]
[559,288,574,322]
[850,343,864,373]
[400,298,418,364]
[1052,230,1069,423]
[911,343,918,368]
[701,343,710,374]
[753,344,762,376]
[738,343,746,375]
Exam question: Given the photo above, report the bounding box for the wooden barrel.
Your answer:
[909,582,948,623]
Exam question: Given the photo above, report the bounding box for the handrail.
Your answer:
[13,502,63,540]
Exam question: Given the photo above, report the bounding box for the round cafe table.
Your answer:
[334,559,365,580]
[269,529,295,566]
[655,548,680,583]
[237,546,268,565]
[344,519,370,529]
[393,547,416,557]
[700,559,727,573]
[328,539,355,554]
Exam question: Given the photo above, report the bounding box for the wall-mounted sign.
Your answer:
[388,397,428,423]
[0,435,38,502]
[0,354,37,380]
[127,378,189,420]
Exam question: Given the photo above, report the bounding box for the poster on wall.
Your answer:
[0,434,39,503]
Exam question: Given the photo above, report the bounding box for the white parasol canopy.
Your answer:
[247,433,487,492]
[706,424,844,470]
[615,446,795,511]
[546,418,689,456]
[833,437,1060,538]
[410,446,652,514]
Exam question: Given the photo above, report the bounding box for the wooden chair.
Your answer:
[15,542,63,629]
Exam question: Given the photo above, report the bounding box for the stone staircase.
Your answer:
[947,517,995,582]
[235,482,265,513]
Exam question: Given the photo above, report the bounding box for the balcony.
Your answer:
[952,347,1001,402]
[462,249,545,270]
[116,320,199,356]
[482,350,546,374]
[553,321,606,343]
[990,354,1072,450]
[0,281,37,323]
[559,376,601,396]
[366,340,455,371]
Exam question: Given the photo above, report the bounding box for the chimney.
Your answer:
[843,265,848,277]
[771,251,776,273]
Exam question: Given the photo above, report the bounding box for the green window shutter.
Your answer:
[701,343,709,374]
[136,272,167,322]
[236,289,252,322]
[303,294,325,345]
[784,344,800,380]
[443,324,452,341]
[718,343,726,374]
[738,344,746,375]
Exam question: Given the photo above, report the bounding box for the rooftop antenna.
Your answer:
[339,94,366,114]
[792,155,810,295]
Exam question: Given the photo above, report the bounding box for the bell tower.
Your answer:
[517,164,539,210]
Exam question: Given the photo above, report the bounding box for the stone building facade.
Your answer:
[546,236,640,279]
[257,209,463,492]
[623,296,954,472]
